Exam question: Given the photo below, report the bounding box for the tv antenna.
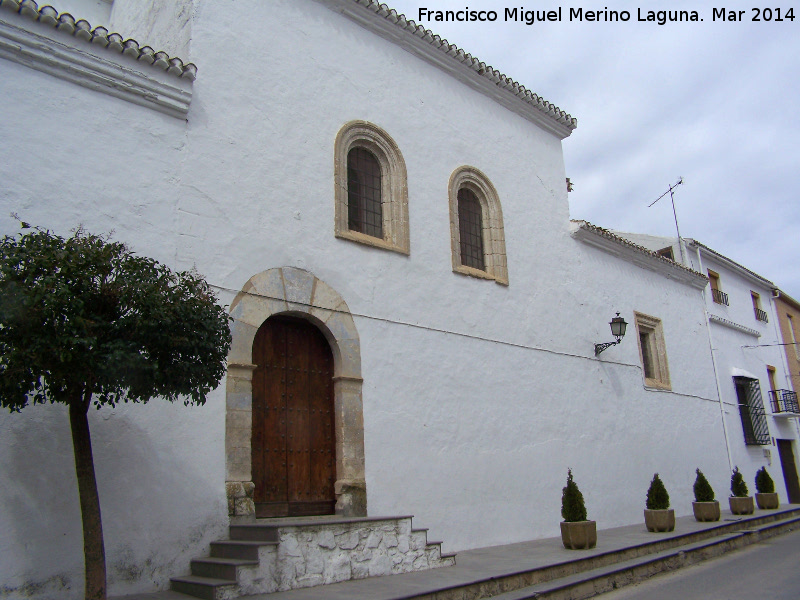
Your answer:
[648,177,685,263]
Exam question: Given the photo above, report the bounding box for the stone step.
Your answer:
[488,515,800,600]
[228,524,280,542]
[172,514,455,598]
[210,540,278,561]
[191,557,259,581]
[169,575,238,600]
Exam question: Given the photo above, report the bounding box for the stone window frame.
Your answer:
[448,166,509,285]
[634,311,671,390]
[334,121,410,254]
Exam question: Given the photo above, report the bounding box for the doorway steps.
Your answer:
[169,515,456,600]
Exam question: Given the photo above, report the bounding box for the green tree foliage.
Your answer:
[730,466,749,498]
[561,468,588,522]
[755,466,775,494]
[646,473,670,510]
[693,468,716,502]
[0,225,231,600]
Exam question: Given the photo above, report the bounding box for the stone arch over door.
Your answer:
[225,267,366,518]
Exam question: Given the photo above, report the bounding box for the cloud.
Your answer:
[386,1,800,296]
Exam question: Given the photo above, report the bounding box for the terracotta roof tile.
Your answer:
[351,0,577,130]
[0,0,196,80]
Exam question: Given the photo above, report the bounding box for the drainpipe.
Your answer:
[693,244,734,470]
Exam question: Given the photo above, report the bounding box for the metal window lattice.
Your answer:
[734,377,770,445]
[458,188,485,271]
[347,147,383,239]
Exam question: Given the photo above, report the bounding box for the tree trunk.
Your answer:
[69,395,107,600]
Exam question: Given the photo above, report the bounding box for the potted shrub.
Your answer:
[692,468,720,521]
[729,466,754,515]
[755,466,779,509]
[560,469,596,549]
[644,473,675,532]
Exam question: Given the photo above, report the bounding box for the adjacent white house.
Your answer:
[0,1,781,598]
[617,233,800,504]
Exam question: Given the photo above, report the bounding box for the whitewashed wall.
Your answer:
[0,0,732,597]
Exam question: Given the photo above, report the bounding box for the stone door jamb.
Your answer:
[225,267,366,518]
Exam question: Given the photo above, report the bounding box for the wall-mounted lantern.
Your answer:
[595,312,628,356]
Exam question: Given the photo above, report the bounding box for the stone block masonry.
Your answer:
[173,515,456,598]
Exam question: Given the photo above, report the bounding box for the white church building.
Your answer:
[0,1,792,598]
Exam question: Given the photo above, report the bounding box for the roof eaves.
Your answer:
[1,0,196,80]
[774,289,800,311]
[571,220,708,289]
[328,0,577,138]
[684,239,775,289]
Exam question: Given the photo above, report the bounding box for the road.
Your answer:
[597,528,800,599]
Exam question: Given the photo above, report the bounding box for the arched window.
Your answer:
[448,166,508,285]
[334,121,409,254]
[457,188,485,271]
[347,147,383,239]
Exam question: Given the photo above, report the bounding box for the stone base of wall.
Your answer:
[173,515,455,598]
[226,481,255,517]
[268,516,454,592]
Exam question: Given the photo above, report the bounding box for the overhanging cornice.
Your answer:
[0,7,193,118]
[571,221,709,290]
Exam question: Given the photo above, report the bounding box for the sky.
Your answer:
[384,1,800,298]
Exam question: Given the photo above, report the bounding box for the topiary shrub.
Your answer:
[755,466,775,494]
[730,466,749,497]
[561,469,588,522]
[693,468,716,502]
[646,473,670,510]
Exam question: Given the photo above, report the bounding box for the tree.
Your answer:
[755,466,775,494]
[645,473,670,510]
[693,468,716,502]
[0,224,231,600]
[730,466,749,497]
[561,468,588,522]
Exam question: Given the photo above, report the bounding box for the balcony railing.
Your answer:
[755,308,769,323]
[769,389,800,415]
[711,288,729,305]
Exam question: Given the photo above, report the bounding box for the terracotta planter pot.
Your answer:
[560,520,597,550]
[644,508,675,532]
[729,496,754,515]
[755,492,779,509]
[692,501,720,522]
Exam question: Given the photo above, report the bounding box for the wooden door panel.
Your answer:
[252,316,335,518]
[777,439,800,504]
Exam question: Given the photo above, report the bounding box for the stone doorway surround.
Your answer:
[225,267,366,518]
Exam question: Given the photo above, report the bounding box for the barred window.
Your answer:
[733,376,771,445]
[347,148,383,239]
[457,188,485,271]
[334,121,409,254]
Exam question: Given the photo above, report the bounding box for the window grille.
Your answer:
[347,147,383,239]
[457,188,485,271]
[733,377,770,445]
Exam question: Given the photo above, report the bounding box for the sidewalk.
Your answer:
[114,506,800,600]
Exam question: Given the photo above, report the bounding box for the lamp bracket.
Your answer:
[595,340,620,356]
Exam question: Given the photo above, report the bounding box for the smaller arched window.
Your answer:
[448,166,508,285]
[457,188,485,271]
[334,121,409,254]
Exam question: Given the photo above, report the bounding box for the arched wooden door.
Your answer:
[251,316,335,517]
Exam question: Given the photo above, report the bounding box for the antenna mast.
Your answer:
[649,177,685,263]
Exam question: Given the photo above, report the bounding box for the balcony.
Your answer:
[711,288,729,305]
[769,389,800,417]
[755,308,769,323]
